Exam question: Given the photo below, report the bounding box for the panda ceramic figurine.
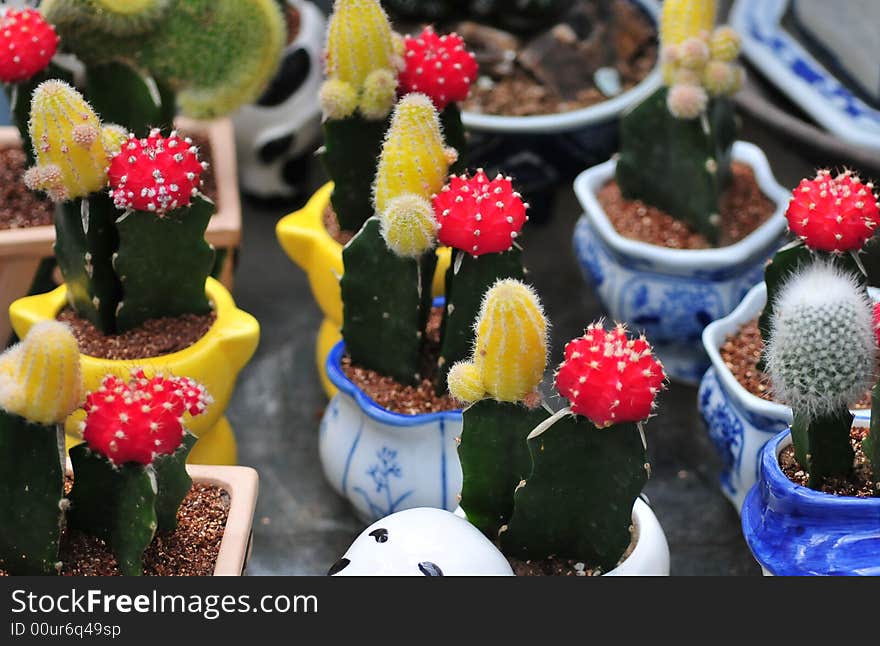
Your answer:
[329,508,514,576]
[233,0,325,199]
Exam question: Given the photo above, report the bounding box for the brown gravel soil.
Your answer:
[341,306,459,415]
[599,162,776,249]
[323,204,355,245]
[59,309,216,361]
[721,318,874,409]
[0,145,53,230]
[780,426,877,497]
[506,524,638,576]
[0,481,229,576]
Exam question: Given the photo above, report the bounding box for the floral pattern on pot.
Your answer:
[572,141,789,384]
[742,429,880,576]
[320,339,463,524]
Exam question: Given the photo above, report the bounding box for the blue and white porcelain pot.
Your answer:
[700,282,874,513]
[742,427,880,576]
[320,340,463,524]
[572,141,789,384]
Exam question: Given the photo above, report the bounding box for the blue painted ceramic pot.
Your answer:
[319,338,463,524]
[572,142,789,384]
[742,428,880,576]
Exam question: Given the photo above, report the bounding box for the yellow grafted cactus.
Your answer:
[374,93,453,217]
[0,321,82,425]
[449,279,548,404]
[660,0,717,46]
[379,194,437,257]
[25,80,126,202]
[322,0,399,119]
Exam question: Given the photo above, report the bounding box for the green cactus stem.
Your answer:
[437,250,524,392]
[340,217,436,384]
[867,385,880,486]
[616,87,736,246]
[84,62,175,137]
[54,193,123,335]
[440,105,467,176]
[113,195,215,333]
[321,115,390,233]
[458,399,550,539]
[500,414,648,572]
[0,410,65,575]
[67,434,196,576]
[793,407,855,489]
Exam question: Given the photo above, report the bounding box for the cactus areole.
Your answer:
[0,8,59,83]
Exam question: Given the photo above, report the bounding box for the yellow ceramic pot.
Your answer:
[9,278,260,466]
[276,182,451,398]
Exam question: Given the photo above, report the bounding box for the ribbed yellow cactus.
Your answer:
[0,321,82,425]
[660,0,717,46]
[25,80,126,202]
[322,0,399,119]
[448,279,547,404]
[374,94,454,256]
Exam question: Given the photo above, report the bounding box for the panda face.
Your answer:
[328,508,514,576]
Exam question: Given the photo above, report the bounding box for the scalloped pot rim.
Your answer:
[702,281,878,423]
[460,0,662,134]
[573,141,790,273]
[325,307,463,427]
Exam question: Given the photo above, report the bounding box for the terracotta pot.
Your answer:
[0,117,242,344]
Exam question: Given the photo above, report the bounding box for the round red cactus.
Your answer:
[0,8,58,84]
[108,129,206,216]
[433,170,528,255]
[82,370,212,466]
[786,170,880,252]
[555,323,666,428]
[399,27,477,110]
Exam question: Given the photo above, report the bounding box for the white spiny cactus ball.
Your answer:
[765,260,876,420]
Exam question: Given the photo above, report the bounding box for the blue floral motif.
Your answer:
[620,281,724,343]
[698,373,745,497]
[352,447,414,521]
[573,219,605,287]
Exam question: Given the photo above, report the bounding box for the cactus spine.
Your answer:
[340,94,452,384]
[320,0,400,233]
[0,322,82,575]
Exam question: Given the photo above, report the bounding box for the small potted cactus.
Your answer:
[9,81,260,465]
[0,322,258,576]
[276,0,480,389]
[741,258,880,576]
[700,170,880,511]
[572,0,789,384]
[330,279,670,575]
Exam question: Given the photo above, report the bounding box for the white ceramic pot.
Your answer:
[699,282,874,513]
[330,498,669,576]
[320,340,463,524]
[572,141,789,384]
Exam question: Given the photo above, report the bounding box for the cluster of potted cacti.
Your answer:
[573,0,788,384]
[331,278,670,575]
[0,322,258,576]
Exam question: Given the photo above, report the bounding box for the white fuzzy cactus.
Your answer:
[764,261,876,420]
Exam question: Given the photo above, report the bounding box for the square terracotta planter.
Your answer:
[0,117,242,343]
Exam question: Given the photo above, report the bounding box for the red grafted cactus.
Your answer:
[433,170,528,255]
[786,170,880,253]
[107,129,207,215]
[555,323,666,428]
[399,26,477,110]
[82,370,212,466]
[0,8,58,83]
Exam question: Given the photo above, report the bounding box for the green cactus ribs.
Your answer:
[440,104,467,176]
[0,410,66,575]
[437,249,524,393]
[795,408,855,489]
[616,87,736,246]
[54,192,123,335]
[500,415,648,572]
[458,400,550,539]
[321,115,389,233]
[340,218,437,384]
[85,62,176,136]
[113,194,215,333]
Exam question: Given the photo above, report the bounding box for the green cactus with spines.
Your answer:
[867,385,880,488]
[43,0,286,120]
[0,322,82,575]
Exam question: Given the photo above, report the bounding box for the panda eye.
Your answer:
[418,562,444,577]
[327,558,350,575]
[368,528,388,543]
